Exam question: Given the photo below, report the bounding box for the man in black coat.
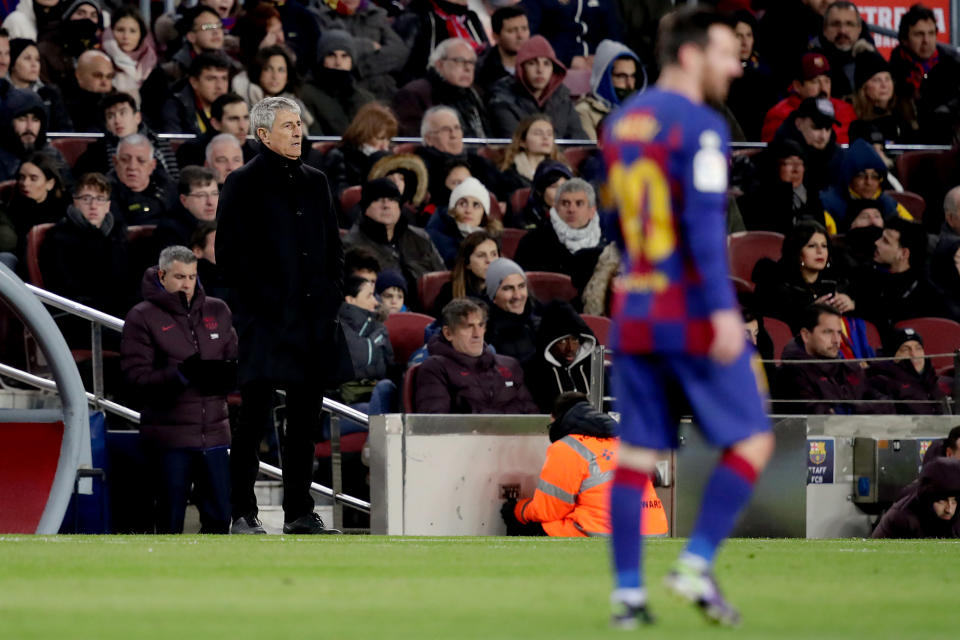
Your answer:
[873,457,960,538]
[217,96,346,535]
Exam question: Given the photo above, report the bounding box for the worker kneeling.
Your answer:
[502,392,667,537]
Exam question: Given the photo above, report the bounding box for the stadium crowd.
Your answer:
[0,0,959,432]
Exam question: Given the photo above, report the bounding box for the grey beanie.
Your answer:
[485,258,525,300]
[317,29,356,62]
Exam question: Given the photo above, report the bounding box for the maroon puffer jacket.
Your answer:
[120,266,238,449]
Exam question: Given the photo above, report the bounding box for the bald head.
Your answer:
[945,186,960,233]
[76,50,115,93]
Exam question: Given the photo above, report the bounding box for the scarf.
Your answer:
[549,207,601,254]
[66,204,114,236]
[897,46,939,93]
[512,151,540,182]
[456,220,482,237]
[101,29,158,103]
[428,0,483,52]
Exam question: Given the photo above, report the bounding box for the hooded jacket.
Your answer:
[301,29,376,137]
[508,159,573,230]
[120,266,238,450]
[0,88,70,183]
[414,333,538,414]
[820,140,911,227]
[337,300,394,381]
[575,40,643,141]
[526,301,596,412]
[873,457,960,538]
[486,35,587,139]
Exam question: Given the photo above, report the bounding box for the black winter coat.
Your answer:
[485,299,540,371]
[216,143,346,385]
[152,204,200,258]
[393,69,490,138]
[120,267,238,449]
[873,458,960,538]
[301,70,376,137]
[108,169,178,226]
[486,75,587,139]
[513,216,607,300]
[338,301,394,381]
[866,360,946,415]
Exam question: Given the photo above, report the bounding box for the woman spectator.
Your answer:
[506,159,571,230]
[6,38,71,131]
[426,177,502,268]
[851,49,920,145]
[499,115,562,194]
[725,9,777,142]
[0,153,68,265]
[100,7,167,111]
[232,44,315,130]
[738,139,827,234]
[432,230,500,316]
[230,1,285,69]
[753,220,856,331]
[318,102,398,200]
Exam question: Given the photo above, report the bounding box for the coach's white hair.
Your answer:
[250,96,301,135]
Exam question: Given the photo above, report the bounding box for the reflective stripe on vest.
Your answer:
[537,478,576,504]
[574,521,611,538]
[559,435,610,495]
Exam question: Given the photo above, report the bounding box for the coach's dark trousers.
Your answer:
[231,381,320,523]
[150,446,231,534]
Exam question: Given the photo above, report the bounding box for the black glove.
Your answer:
[195,359,238,396]
[500,499,518,526]
[177,353,202,383]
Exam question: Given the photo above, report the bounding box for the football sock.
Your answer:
[610,466,651,590]
[684,450,758,565]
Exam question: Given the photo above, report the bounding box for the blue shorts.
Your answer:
[612,348,770,450]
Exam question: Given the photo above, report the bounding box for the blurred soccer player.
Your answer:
[602,8,774,628]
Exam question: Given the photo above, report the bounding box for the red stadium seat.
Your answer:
[731,276,755,294]
[563,147,591,174]
[526,271,577,303]
[127,224,156,244]
[25,223,55,287]
[403,363,421,412]
[393,142,419,155]
[728,231,784,283]
[489,195,505,221]
[0,179,15,203]
[563,69,591,99]
[885,190,926,222]
[340,185,362,215]
[384,311,434,366]
[894,317,960,373]
[763,316,794,361]
[509,187,531,216]
[50,137,92,167]
[475,145,505,166]
[581,314,610,346]
[311,141,338,155]
[417,270,451,314]
[500,228,526,259]
[895,150,948,193]
[315,432,368,457]
[862,319,883,353]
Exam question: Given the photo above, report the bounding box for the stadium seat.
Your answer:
[403,363,421,412]
[340,185,362,214]
[563,69,591,99]
[885,190,926,221]
[731,276,755,294]
[500,228,526,259]
[311,141,338,155]
[315,432,368,457]
[25,223,55,287]
[417,270,451,313]
[763,316,794,360]
[581,314,610,346]
[384,311,434,366]
[126,224,156,244]
[0,179,15,203]
[728,230,784,283]
[393,142,419,155]
[509,187,531,216]
[562,147,591,173]
[862,319,883,353]
[489,195,505,221]
[475,146,505,166]
[894,317,960,373]
[526,271,577,303]
[50,137,92,167]
[895,150,948,193]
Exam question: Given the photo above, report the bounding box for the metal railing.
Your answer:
[2,285,371,520]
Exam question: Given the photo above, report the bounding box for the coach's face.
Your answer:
[701,24,742,103]
[258,109,302,160]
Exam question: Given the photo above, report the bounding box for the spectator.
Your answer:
[753,220,854,331]
[431,229,499,314]
[889,4,960,143]
[108,133,178,226]
[367,152,431,223]
[318,101,398,202]
[415,297,538,413]
[74,92,180,181]
[507,159,571,230]
[0,152,67,264]
[761,51,857,143]
[61,48,114,132]
[393,0,488,85]
[872,457,960,538]
[315,0,409,101]
[189,221,228,302]
[821,139,912,232]
[921,426,960,466]
[344,245,380,283]
[575,40,643,142]
[37,0,102,88]
[343,177,445,307]
[775,303,890,414]
[120,246,237,534]
[230,1,285,70]
[0,28,9,77]
[0,87,70,182]
[499,114,562,194]
[487,35,587,139]
[755,0,829,93]
[500,392,648,537]
[260,0,321,76]
[772,97,843,195]
[232,44,314,131]
[726,10,777,142]
[931,186,960,291]
[375,269,407,315]
[6,38,71,131]
[519,0,621,69]
[514,177,608,299]
[475,5,529,96]
[2,0,60,42]
[867,327,946,415]
[301,30,374,137]
[831,199,884,273]
[161,51,231,136]
[162,5,228,86]
[175,93,257,169]
[204,133,243,185]
[393,37,488,139]
[216,96,345,535]
[526,301,597,412]
[808,1,873,100]
[484,257,539,369]
[100,7,167,114]
[39,172,130,318]
[850,49,920,144]
[154,166,219,255]
[426,176,502,267]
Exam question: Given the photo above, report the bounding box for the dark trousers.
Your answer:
[231,381,319,522]
[149,446,231,534]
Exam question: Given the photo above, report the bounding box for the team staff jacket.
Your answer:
[513,402,667,537]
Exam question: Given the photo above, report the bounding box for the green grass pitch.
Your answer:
[0,536,957,639]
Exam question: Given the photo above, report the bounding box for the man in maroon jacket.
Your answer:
[121,245,238,534]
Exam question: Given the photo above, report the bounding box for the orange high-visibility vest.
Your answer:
[514,434,668,537]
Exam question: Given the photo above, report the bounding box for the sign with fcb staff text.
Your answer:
[858,2,952,59]
[807,437,835,485]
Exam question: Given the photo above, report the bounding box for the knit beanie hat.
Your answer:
[854,50,891,90]
[885,327,924,355]
[317,29,356,62]
[448,176,490,216]
[9,39,37,68]
[485,257,525,300]
[360,178,402,212]
[375,269,407,296]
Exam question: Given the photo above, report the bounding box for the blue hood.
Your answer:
[842,139,887,185]
[591,40,643,108]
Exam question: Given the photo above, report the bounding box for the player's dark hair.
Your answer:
[884,217,927,270]
[492,5,526,35]
[552,391,588,421]
[799,303,841,333]
[344,274,373,299]
[656,7,733,68]
[211,92,244,122]
[898,4,938,42]
[344,247,381,276]
[99,91,139,115]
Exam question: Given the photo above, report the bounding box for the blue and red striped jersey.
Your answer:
[602,88,736,355]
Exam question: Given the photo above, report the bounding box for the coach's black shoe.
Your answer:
[610,600,655,629]
[231,513,266,534]
[282,512,342,535]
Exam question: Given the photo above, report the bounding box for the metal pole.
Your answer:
[330,414,343,529]
[588,345,605,411]
[90,322,103,404]
[952,350,960,415]
[952,0,960,48]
